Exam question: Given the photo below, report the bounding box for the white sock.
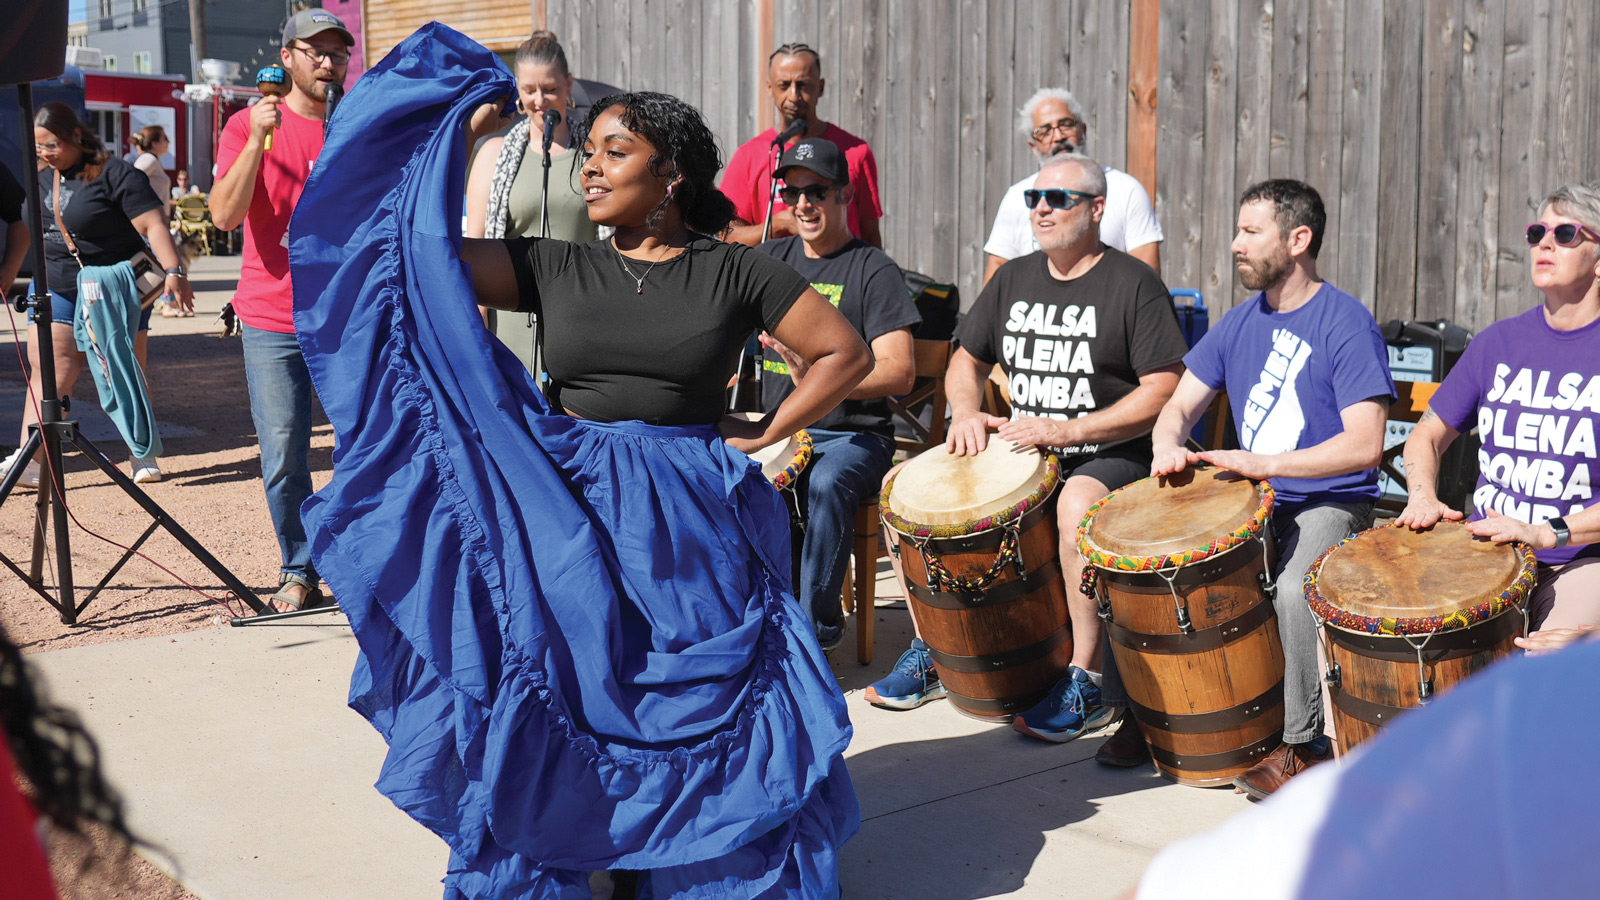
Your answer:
[1083,669,1102,687]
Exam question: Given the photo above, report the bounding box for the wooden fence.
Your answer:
[501,1,1598,329]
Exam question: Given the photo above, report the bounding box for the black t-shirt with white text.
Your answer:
[955,248,1187,456]
[33,156,163,293]
[505,235,811,425]
[758,236,920,441]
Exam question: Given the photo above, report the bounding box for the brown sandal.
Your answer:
[268,575,327,613]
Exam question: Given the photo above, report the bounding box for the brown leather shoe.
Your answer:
[1232,740,1331,800]
[1095,712,1150,767]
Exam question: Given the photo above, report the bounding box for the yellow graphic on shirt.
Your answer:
[765,282,843,376]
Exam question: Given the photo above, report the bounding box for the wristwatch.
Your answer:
[165,266,187,278]
[1548,516,1571,549]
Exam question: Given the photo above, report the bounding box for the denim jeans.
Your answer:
[796,428,895,628]
[241,323,318,582]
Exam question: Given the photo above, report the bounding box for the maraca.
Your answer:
[255,65,289,151]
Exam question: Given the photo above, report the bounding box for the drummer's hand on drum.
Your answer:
[996,414,1068,451]
[1394,494,1464,530]
[1150,443,1201,478]
[1515,625,1600,656]
[1464,509,1547,547]
[719,413,773,455]
[1195,449,1276,482]
[946,411,1008,456]
[759,332,808,384]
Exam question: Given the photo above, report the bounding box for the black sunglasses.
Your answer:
[1024,188,1098,211]
[1526,222,1599,247]
[779,184,841,205]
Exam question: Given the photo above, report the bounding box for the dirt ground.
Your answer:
[1,258,327,899]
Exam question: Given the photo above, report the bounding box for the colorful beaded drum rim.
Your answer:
[1304,523,1538,636]
[770,430,813,492]
[879,453,1062,539]
[1075,474,1276,572]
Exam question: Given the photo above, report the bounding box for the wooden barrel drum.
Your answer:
[1304,521,1536,753]
[881,439,1070,721]
[1079,467,1283,787]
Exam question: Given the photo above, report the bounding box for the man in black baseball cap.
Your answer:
[757,137,919,653]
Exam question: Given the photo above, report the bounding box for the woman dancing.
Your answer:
[290,26,866,899]
[464,30,596,373]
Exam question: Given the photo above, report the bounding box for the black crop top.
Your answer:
[504,235,810,425]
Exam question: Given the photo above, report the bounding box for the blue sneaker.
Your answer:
[865,639,947,710]
[815,621,844,653]
[1012,666,1119,743]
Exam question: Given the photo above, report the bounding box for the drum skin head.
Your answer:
[1084,467,1261,558]
[732,412,802,481]
[888,438,1046,526]
[1315,521,1522,620]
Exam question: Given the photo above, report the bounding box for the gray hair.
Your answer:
[1017,87,1086,140]
[1039,153,1107,197]
[1539,181,1600,235]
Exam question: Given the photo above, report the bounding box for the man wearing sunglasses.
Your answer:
[982,87,1163,287]
[1399,181,1600,660]
[866,153,1187,724]
[1146,179,1394,795]
[209,8,353,614]
[756,138,920,650]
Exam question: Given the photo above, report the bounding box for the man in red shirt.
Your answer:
[210,9,352,612]
[721,43,884,249]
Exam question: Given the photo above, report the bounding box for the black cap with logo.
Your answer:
[774,137,849,185]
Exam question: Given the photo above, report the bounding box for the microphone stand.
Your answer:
[737,123,801,413]
[539,111,555,238]
[0,82,269,624]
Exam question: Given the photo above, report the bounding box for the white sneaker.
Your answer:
[132,457,162,484]
[1,448,40,490]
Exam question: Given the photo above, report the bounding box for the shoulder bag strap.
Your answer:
[52,168,84,269]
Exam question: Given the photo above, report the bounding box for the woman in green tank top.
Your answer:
[465,30,597,373]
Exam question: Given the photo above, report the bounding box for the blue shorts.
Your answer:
[28,287,154,332]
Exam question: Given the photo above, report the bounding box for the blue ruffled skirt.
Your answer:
[288,24,858,900]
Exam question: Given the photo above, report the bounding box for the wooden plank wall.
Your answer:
[364,0,533,62]
[378,0,1600,330]
[1159,0,1600,331]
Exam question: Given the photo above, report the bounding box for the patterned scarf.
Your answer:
[481,117,530,240]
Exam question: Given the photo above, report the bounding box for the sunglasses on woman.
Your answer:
[1024,188,1098,211]
[1526,222,1600,247]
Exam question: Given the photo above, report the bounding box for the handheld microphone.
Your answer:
[323,82,344,138]
[771,118,805,147]
[541,108,561,154]
[255,65,289,151]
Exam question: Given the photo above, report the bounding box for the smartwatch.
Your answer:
[165,266,187,278]
[1548,516,1571,549]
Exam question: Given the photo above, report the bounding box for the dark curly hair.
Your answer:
[577,91,737,236]
[0,620,133,845]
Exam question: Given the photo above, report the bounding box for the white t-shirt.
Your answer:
[984,165,1163,259]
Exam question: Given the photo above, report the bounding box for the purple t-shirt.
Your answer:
[1428,306,1600,565]
[1185,282,1395,510]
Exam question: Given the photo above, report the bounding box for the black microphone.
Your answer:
[323,82,344,137]
[771,118,805,147]
[542,108,561,153]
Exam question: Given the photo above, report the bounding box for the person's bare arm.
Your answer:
[998,364,1184,451]
[1394,409,1464,529]
[1148,370,1217,475]
[1199,398,1387,482]
[857,212,884,250]
[729,289,870,452]
[982,253,1007,287]
[464,136,504,240]
[943,347,1008,455]
[724,209,798,247]
[0,220,27,298]
[461,238,522,311]
[765,326,914,400]
[132,207,194,312]
[1128,241,1161,275]
[209,97,281,232]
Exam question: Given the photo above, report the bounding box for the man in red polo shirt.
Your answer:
[721,42,884,249]
[210,9,352,613]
